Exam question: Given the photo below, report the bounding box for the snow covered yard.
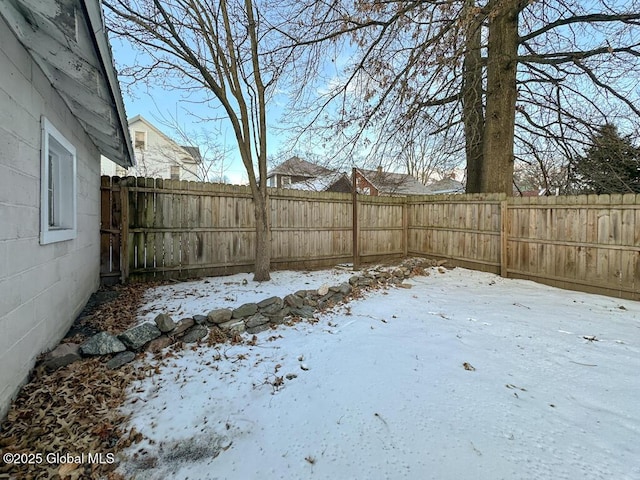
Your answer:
[118,266,640,480]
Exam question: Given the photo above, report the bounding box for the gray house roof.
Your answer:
[424,177,465,194]
[0,0,134,167]
[288,172,351,192]
[181,146,203,164]
[357,168,432,195]
[268,156,334,179]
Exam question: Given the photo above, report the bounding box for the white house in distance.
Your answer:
[101,115,202,181]
[0,0,133,420]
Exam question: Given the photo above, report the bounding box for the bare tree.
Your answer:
[155,114,232,183]
[281,0,640,195]
[105,0,285,280]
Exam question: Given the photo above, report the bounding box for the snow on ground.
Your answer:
[118,266,640,480]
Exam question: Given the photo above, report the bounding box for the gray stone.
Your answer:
[118,323,161,350]
[348,275,361,286]
[334,293,345,303]
[146,335,174,352]
[218,319,246,335]
[42,343,82,371]
[246,323,270,335]
[264,307,290,324]
[207,308,233,324]
[245,313,270,328]
[290,306,316,319]
[260,297,285,315]
[317,284,329,296]
[107,351,136,370]
[81,331,126,356]
[172,317,195,336]
[154,313,176,333]
[193,315,208,325]
[319,292,334,303]
[232,303,258,319]
[268,314,288,325]
[294,290,319,298]
[358,277,374,287]
[181,324,208,343]
[257,296,281,309]
[284,294,303,309]
[338,282,352,295]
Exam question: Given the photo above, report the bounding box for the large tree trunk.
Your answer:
[482,0,524,194]
[253,187,271,281]
[462,0,485,194]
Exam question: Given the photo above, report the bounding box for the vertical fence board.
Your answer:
[101,177,639,299]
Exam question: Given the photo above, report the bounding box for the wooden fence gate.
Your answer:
[100,177,126,285]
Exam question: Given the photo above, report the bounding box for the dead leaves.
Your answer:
[0,358,147,479]
[0,283,154,480]
[462,362,476,371]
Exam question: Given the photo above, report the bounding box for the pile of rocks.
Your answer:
[41,258,442,371]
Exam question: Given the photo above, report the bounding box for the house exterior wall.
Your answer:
[101,117,200,181]
[268,173,315,188]
[354,170,379,196]
[0,17,101,419]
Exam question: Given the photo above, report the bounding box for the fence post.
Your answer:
[500,198,509,277]
[352,168,360,268]
[120,185,130,283]
[402,197,408,257]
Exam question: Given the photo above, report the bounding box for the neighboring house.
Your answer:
[353,167,432,196]
[0,1,133,420]
[101,115,202,181]
[267,157,352,193]
[288,172,353,193]
[424,177,465,194]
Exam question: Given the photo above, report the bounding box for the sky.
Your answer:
[116,265,640,479]
[111,39,290,185]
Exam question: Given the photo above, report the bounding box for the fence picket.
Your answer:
[100,176,640,300]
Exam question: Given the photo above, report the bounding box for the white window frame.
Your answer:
[134,130,147,150]
[40,118,77,244]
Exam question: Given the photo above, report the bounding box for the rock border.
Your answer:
[41,258,445,371]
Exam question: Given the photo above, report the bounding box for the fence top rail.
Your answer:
[102,176,640,208]
[509,192,640,205]
[101,176,352,202]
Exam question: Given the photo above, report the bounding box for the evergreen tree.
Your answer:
[570,124,640,194]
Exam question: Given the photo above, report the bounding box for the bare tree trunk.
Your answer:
[482,0,525,194]
[462,0,485,193]
[252,189,271,281]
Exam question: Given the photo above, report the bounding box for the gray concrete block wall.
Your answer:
[0,15,102,421]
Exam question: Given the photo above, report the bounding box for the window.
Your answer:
[134,130,146,150]
[170,165,180,180]
[281,175,291,187]
[40,118,77,244]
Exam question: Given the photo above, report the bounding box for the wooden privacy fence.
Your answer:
[101,176,356,283]
[100,176,640,301]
